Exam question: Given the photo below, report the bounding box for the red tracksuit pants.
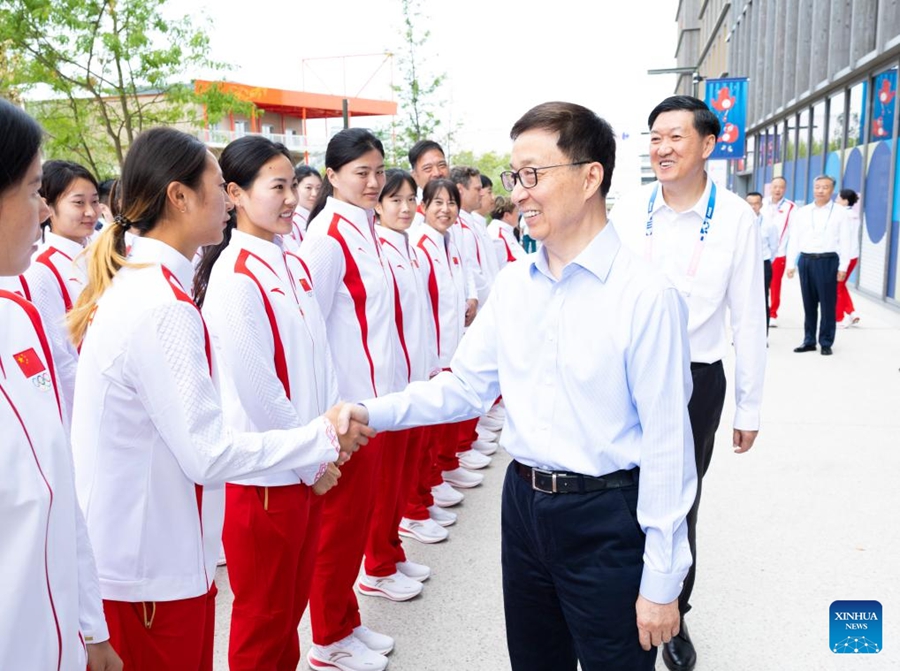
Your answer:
[309,432,385,645]
[104,585,217,671]
[364,429,414,576]
[223,483,323,671]
[770,256,787,318]
[403,426,435,522]
[836,257,858,321]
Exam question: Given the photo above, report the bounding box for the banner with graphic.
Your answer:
[706,77,748,160]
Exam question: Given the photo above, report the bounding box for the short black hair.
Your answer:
[408,140,445,170]
[0,98,43,196]
[510,101,616,197]
[839,188,858,206]
[746,191,763,199]
[648,95,721,139]
[480,174,493,189]
[294,164,322,182]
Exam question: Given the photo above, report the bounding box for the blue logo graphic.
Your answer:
[830,600,882,654]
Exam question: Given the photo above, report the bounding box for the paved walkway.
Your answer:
[213,278,900,670]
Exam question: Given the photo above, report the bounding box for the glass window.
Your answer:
[826,90,847,188]
[795,109,811,203]
[847,82,866,149]
[808,101,826,195]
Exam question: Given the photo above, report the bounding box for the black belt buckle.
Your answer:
[531,467,557,493]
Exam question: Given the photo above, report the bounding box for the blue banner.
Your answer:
[706,77,748,160]
[871,69,896,140]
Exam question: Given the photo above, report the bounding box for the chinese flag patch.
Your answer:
[13,348,46,378]
[299,278,313,293]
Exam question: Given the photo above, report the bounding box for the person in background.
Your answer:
[284,164,322,251]
[764,176,795,327]
[835,188,860,328]
[488,195,527,267]
[0,96,122,671]
[746,191,779,333]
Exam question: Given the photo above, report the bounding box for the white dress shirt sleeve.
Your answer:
[726,208,767,430]
[364,283,501,430]
[124,302,339,485]
[835,208,852,272]
[627,286,696,603]
[211,279,335,485]
[785,210,806,272]
[300,234,346,320]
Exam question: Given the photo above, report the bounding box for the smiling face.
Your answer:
[0,152,51,275]
[509,128,592,249]
[230,154,298,242]
[649,109,716,188]
[411,148,449,189]
[376,181,417,233]
[47,176,100,244]
[328,149,385,210]
[423,186,459,235]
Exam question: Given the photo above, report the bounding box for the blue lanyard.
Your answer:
[645,181,717,279]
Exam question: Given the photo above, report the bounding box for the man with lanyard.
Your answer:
[342,101,697,671]
[785,175,851,356]
[613,95,767,671]
[764,176,795,326]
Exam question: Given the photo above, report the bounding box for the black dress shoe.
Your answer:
[793,344,817,353]
[662,618,697,671]
[821,346,833,355]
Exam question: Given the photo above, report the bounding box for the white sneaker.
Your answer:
[398,516,449,543]
[396,560,431,582]
[470,439,497,456]
[769,317,778,327]
[457,449,491,470]
[428,504,457,527]
[431,482,464,507]
[308,634,388,670]
[353,625,394,655]
[357,571,423,601]
[839,316,852,329]
[477,413,504,433]
[442,466,483,488]
[851,313,860,327]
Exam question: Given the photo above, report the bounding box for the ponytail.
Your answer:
[68,218,129,346]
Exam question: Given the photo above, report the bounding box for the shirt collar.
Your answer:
[43,230,86,256]
[128,236,195,293]
[328,196,376,228]
[530,222,621,284]
[653,174,713,219]
[229,229,284,267]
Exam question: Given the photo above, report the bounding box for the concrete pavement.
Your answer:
[213,278,900,670]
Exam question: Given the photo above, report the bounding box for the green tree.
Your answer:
[0,0,254,177]
[450,150,513,196]
[388,0,451,165]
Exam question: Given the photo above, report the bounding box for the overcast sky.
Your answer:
[179,0,681,190]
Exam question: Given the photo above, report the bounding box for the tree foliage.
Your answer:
[388,0,451,165]
[450,150,513,196]
[0,0,254,177]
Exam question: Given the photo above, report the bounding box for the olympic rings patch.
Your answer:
[31,372,52,392]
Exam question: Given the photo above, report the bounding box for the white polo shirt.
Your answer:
[71,236,340,603]
[203,229,341,488]
[1,289,107,669]
[301,197,399,400]
[613,177,767,431]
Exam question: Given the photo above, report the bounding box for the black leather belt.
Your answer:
[514,461,638,494]
[801,252,838,259]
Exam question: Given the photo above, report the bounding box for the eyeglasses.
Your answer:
[499,161,592,191]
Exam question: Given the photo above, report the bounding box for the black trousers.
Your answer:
[501,462,656,671]
[679,360,727,615]
[763,259,772,333]
[798,253,839,347]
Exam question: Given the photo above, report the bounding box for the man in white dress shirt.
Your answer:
[786,175,851,356]
[746,191,780,332]
[343,101,697,671]
[764,175,796,326]
[612,95,767,671]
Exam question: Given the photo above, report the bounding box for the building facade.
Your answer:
[675,0,900,304]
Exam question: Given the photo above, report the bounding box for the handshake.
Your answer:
[314,403,373,495]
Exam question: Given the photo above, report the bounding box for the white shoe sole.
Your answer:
[442,475,482,489]
[307,649,388,670]
[398,526,448,544]
[356,580,422,602]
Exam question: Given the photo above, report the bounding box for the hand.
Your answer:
[635,595,680,651]
[312,462,341,495]
[325,403,375,459]
[87,641,123,671]
[464,298,478,326]
[786,268,795,279]
[837,271,847,282]
[732,428,758,453]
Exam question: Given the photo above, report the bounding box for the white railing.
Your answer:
[196,129,328,154]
